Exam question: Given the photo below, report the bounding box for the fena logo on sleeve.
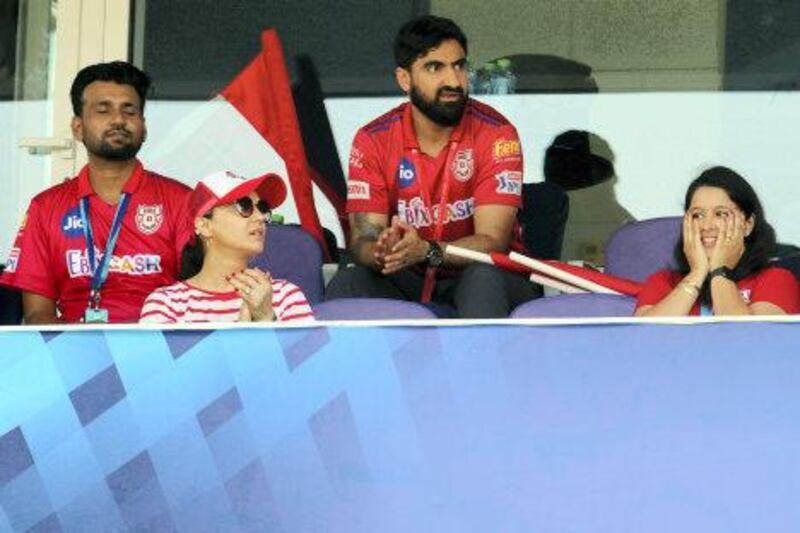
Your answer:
[492,139,521,162]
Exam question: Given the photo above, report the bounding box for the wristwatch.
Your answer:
[425,240,444,267]
[709,266,733,281]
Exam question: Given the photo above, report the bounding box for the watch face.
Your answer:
[426,242,444,267]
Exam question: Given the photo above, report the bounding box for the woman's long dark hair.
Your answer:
[180,238,205,280]
[674,166,776,305]
[179,212,213,280]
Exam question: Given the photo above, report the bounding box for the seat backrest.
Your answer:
[604,216,681,283]
[510,293,636,318]
[0,285,22,325]
[314,298,437,320]
[250,224,324,304]
[517,181,569,260]
[772,253,800,282]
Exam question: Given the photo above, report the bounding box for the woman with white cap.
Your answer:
[140,170,313,323]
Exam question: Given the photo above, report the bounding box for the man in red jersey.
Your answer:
[326,16,540,317]
[0,61,191,323]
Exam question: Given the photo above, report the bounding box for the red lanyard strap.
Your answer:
[410,142,458,302]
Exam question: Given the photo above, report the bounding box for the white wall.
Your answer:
[0,101,51,257]
[325,93,800,256]
[3,92,800,263]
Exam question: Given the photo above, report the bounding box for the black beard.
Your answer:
[92,141,142,161]
[409,85,467,127]
[84,131,142,161]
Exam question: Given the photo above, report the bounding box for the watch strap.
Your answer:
[425,240,444,267]
[709,266,733,280]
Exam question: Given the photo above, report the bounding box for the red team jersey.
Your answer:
[346,99,524,252]
[636,267,800,315]
[0,161,191,322]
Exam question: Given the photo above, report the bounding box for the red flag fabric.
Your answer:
[221,30,328,256]
[487,251,643,296]
[543,260,643,296]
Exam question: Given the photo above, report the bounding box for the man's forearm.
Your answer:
[349,213,387,270]
[350,238,380,270]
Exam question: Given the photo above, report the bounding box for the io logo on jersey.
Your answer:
[136,204,164,235]
[61,207,84,238]
[397,158,417,189]
[4,248,20,273]
[495,170,522,195]
[66,249,162,278]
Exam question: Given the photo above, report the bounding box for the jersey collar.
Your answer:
[76,159,146,199]
[402,99,469,150]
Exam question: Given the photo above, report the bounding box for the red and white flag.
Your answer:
[143,30,337,257]
[447,245,643,296]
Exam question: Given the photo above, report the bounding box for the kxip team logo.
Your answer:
[136,204,164,235]
[451,149,474,182]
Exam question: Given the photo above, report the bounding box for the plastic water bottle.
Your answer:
[491,58,516,95]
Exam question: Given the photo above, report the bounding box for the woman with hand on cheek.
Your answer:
[635,166,799,317]
[140,170,314,323]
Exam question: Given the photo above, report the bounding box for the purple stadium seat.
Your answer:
[250,224,324,304]
[604,216,681,283]
[510,293,637,318]
[313,298,438,320]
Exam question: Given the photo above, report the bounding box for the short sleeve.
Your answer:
[472,123,523,208]
[750,268,800,313]
[139,289,177,323]
[0,200,58,299]
[272,280,315,322]
[635,270,678,310]
[345,129,390,214]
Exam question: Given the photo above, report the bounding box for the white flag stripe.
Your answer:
[141,99,298,224]
[508,251,620,295]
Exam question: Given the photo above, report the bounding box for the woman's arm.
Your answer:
[635,274,704,317]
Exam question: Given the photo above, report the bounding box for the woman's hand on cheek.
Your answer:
[683,213,708,278]
[709,213,744,270]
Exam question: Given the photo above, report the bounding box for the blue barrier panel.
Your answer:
[1,321,799,532]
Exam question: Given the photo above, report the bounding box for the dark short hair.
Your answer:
[394,15,467,70]
[675,166,777,301]
[70,61,152,116]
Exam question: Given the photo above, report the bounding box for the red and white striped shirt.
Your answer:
[139,279,314,323]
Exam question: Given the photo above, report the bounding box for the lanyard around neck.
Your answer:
[410,141,458,302]
[410,141,458,241]
[79,193,131,307]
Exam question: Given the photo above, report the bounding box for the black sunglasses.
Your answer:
[233,197,271,220]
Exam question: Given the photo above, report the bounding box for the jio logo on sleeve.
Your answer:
[397,158,417,189]
[61,207,84,238]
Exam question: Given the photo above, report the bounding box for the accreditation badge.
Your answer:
[84,307,109,323]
